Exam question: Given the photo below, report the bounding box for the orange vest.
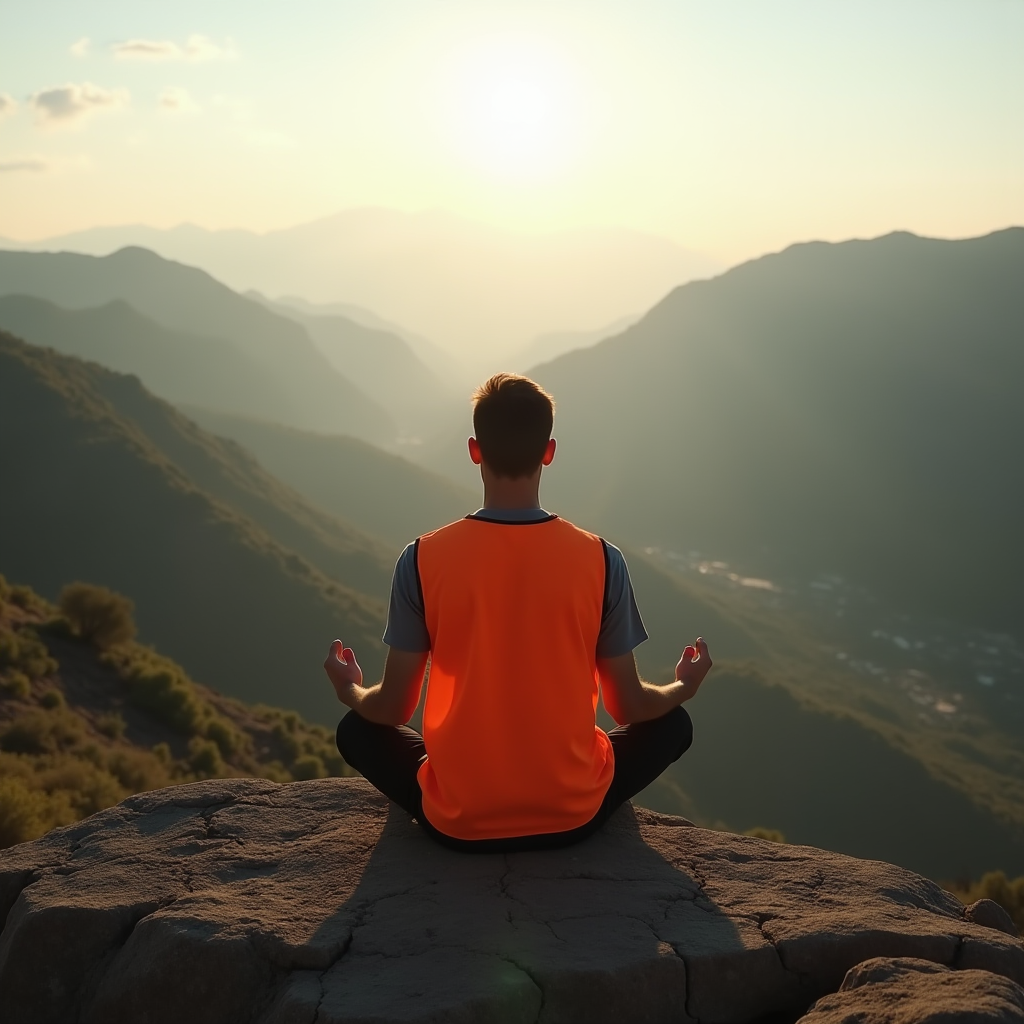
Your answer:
[416,515,614,840]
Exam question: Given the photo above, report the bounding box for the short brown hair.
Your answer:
[472,373,555,478]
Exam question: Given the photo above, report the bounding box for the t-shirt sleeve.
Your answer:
[382,540,431,652]
[597,540,649,658]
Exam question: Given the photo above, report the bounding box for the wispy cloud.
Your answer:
[113,35,235,62]
[70,37,91,57]
[30,82,128,127]
[0,93,16,119]
[158,87,199,114]
[0,158,48,173]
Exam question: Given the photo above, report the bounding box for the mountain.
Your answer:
[527,228,1024,634]
[512,314,639,372]
[247,294,458,437]
[0,247,394,444]
[0,330,389,724]
[0,576,354,849]
[182,407,478,548]
[9,209,723,354]
[271,294,464,385]
[0,294,293,424]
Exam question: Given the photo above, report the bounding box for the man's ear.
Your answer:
[468,437,483,466]
[541,438,556,467]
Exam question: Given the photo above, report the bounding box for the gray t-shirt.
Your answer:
[383,508,648,658]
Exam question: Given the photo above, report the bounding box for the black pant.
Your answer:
[336,706,693,853]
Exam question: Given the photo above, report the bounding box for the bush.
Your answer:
[126,667,205,734]
[292,754,327,781]
[96,712,126,739]
[0,671,31,699]
[188,738,224,778]
[59,583,136,650]
[0,774,76,849]
[39,689,64,710]
[0,627,57,682]
[0,708,84,755]
[205,717,246,759]
[744,827,786,843]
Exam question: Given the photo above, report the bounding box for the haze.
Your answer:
[2,1,1023,352]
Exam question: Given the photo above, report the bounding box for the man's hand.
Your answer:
[675,637,712,698]
[324,640,363,706]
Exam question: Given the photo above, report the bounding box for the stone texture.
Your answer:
[967,899,1021,938]
[0,777,1022,1024]
[800,956,1024,1022]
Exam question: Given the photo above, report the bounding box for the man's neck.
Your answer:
[480,468,542,510]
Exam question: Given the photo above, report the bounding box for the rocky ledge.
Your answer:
[0,778,1022,1024]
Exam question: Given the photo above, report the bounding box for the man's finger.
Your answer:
[342,646,358,666]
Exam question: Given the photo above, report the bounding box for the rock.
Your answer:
[800,956,1024,1022]
[0,777,1022,1024]
[968,899,1022,938]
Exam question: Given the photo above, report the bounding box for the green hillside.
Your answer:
[0,330,387,724]
[520,229,1024,634]
[0,247,394,443]
[250,294,457,437]
[624,550,1024,879]
[0,577,352,849]
[0,294,301,431]
[183,406,478,547]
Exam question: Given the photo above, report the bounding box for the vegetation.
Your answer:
[946,871,1024,936]
[744,827,786,843]
[59,582,136,649]
[0,329,388,725]
[0,574,352,849]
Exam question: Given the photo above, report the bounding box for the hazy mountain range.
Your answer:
[423,228,1024,634]
[1,228,1023,878]
[1,208,722,356]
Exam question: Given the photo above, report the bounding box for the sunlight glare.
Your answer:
[449,39,581,181]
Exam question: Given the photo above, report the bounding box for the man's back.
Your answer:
[417,514,613,840]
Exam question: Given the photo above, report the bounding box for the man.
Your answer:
[325,373,711,852]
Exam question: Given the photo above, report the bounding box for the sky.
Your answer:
[1,0,1022,264]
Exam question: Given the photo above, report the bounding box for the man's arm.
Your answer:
[323,641,428,725]
[598,638,712,725]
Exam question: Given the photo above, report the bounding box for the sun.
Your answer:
[448,39,580,181]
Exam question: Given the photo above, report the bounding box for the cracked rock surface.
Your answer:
[799,956,1024,1022]
[1,777,1022,1024]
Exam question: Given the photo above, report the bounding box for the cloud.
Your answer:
[158,87,199,114]
[113,34,235,62]
[30,82,128,126]
[0,93,16,119]
[0,158,48,173]
[70,37,90,57]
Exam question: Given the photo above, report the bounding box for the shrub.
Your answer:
[38,758,126,817]
[39,689,64,710]
[126,667,205,734]
[0,671,31,699]
[745,827,786,843]
[205,717,246,759]
[0,627,58,682]
[188,738,224,778]
[106,748,173,792]
[0,709,84,755]
[59,583,136,650]
[271,721,302,761]
[292,755,327,781]
[0,776,50,847]
[96,712,126,739]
